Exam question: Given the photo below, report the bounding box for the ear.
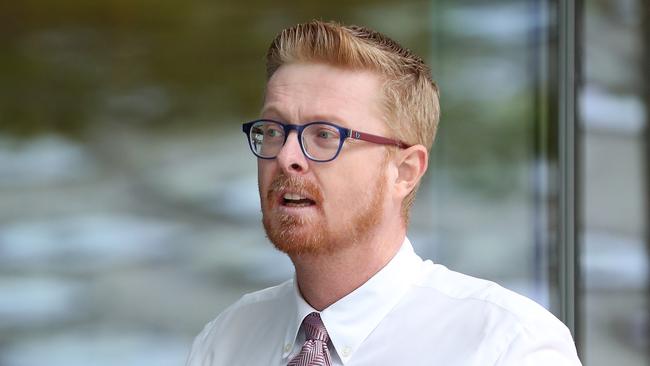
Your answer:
[393,145,428,200]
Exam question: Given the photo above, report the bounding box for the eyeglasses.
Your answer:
[242,119,412,162]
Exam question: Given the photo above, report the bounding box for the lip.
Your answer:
[275,189,317,206]
[275,203,319,216]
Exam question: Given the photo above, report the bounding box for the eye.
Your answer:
[316,129,337,139]
[266,127,283,137]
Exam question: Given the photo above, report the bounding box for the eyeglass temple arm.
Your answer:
[348,130,412,149]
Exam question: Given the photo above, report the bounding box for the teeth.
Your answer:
[283,193,306,201]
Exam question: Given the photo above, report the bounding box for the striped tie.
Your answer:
[287,312,332,366]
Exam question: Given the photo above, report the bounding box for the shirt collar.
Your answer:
[282,237,423,364]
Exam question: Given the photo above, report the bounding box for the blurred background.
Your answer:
[0,0,647,365]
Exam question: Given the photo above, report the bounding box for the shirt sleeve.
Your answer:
[494,321,582,366]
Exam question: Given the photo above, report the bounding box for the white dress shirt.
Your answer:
[186,238,582,365]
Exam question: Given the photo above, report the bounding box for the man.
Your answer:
[186,20,582,365]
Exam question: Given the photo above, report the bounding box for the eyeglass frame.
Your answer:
[242,119,412,162]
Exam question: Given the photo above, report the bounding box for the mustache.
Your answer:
[266,174,323,203]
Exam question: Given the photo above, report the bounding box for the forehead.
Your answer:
[262,63,385,127]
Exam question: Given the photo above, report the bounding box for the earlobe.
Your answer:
[395,145,428,198]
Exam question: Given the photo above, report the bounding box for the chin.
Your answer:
[262,213,335,256]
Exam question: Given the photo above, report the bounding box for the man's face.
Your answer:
[258,62,392,256]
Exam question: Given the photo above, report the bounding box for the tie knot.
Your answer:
[303,312,329,342]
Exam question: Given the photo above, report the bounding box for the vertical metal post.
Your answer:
[558,0,579,339]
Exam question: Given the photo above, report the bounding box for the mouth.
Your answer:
[265,175,322,213]
[280,192,317,208]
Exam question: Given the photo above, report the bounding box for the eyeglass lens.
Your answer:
[249,121,342,161]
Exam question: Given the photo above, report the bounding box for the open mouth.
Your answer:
[281,193,316,207]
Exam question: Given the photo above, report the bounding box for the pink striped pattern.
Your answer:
[287,312,332,366]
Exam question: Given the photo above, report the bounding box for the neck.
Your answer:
[290,225,406,311]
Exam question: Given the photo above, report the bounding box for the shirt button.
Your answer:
[284,344,292,353]
[342,346,351,357]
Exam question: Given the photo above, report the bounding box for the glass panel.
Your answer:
[416,0,561,314]
[579,0,650,364]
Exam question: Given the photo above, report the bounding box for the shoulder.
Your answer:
[415,261,559,324]
[185,279,294,364]
[199,278,293,336]
[409,262,580,364]
[230,278,295,312]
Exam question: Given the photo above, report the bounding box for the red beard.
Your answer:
[261,171,386,257]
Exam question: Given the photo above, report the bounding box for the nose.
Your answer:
[275,131,309,174]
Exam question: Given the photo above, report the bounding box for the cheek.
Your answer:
[257,162,274,197]
[326,154,388,209]
[321,171,368,213]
